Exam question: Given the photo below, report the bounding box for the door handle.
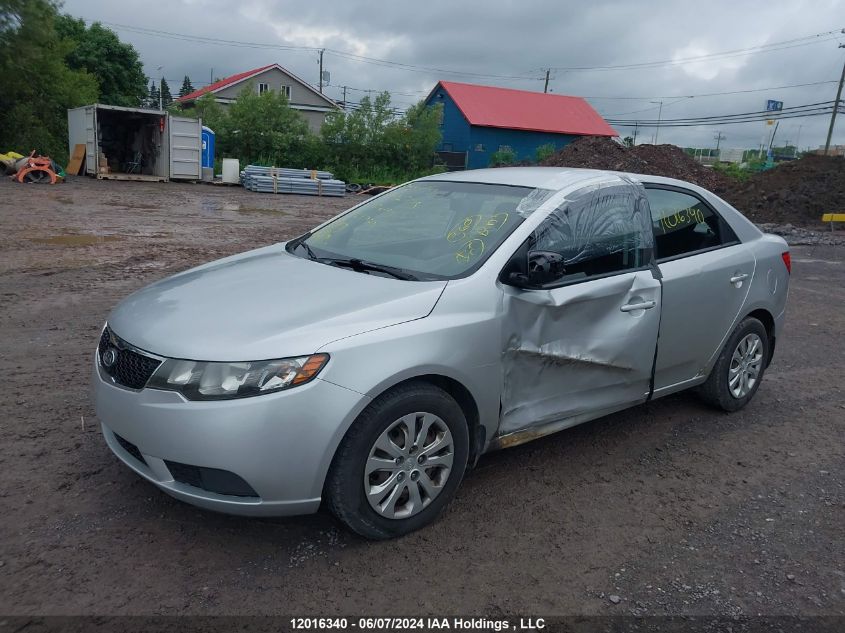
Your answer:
[730,273,749,284]
[620,300,656,312]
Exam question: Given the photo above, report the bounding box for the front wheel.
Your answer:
[325,381,469,539]
[698,317,769,412]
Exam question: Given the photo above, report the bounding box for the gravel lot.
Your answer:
[0,177,842,617]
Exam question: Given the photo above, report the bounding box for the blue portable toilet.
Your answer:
[201,126,215,181]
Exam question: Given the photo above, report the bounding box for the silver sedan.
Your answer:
[93,167,790,539]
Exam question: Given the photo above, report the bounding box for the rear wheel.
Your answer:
[325,381,469,539]
[698,317,768,412]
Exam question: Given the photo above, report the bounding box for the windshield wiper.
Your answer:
[323,258,419,281]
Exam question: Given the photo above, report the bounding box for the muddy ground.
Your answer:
[0,177,843,618]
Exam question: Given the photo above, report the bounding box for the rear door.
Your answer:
[644,185,755,394]
[168,116,202,180]
[85,106,96,175]
[499,178,661,435]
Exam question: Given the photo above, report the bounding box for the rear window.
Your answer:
[645,188,738,260]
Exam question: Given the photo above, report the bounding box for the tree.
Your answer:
[225,83,312,165]
[177,92,226,133]
[322,93,442,181]
[0,0,98,164]
[178,75,194,98]
[54,15,146,107]
[146,80,160,109]
[321,92,397,178]
[385,100,442,173]
[159,78,173,108]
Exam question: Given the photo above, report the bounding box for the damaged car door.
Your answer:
[498,178,661,438]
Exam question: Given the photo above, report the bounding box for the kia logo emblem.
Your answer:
[103,348,119,367]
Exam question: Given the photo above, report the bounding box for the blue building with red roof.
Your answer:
[425,81,617,169]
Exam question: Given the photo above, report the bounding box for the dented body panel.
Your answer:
[498,269,660,434]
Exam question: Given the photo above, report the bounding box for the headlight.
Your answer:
[147,354,329,400]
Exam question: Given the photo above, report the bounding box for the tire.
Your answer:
[698,317,769,412]
[325,381,469,540]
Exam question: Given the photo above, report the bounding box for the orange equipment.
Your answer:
[13,151,59,184]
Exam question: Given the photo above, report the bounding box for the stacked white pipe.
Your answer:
[240,165,345,197]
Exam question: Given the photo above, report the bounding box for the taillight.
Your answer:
[781,251,791,274]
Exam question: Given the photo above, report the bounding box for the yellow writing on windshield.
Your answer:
[455,238,485,263]
[447,212,509,243]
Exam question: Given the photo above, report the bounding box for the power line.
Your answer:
[606,100,836,124]
[583,79,839,101]
[97,19,842,80]
[96,21,543,81]
[609,105,841,128]
[548,29,844,72]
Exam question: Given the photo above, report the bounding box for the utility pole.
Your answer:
[769,121,780,152]
[632,121,639,146]
[713,131,726,154]
[543,69,550,93]
[824,42,845,155]
[156,65,164,110]
[650,100,663,144]
[342,85,348,111]
[795,124,803,156]
[318,49,325,93]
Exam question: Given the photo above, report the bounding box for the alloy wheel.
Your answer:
[728,332,764,398]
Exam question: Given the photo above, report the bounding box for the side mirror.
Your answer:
[501,246,565,288]
[525,250,565,286]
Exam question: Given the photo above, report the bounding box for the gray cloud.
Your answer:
[64,0,845,150]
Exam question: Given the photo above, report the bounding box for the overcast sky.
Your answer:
[64,0,845,150]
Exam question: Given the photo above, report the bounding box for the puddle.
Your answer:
[198,200,288,215]
[235,206,289,216]
[30,234,124,246]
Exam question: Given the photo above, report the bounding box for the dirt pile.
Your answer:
[539,136,729,191]
[719,154,845,226]
[540,138,845,226]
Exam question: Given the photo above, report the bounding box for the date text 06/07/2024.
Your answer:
[289,617,547,631]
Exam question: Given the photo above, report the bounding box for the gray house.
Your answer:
[176,63,340,132]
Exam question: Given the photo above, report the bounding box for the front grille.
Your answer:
[114,433,146,466]
[164,460,259,498]
[98,326,161,390]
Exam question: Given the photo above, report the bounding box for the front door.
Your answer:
[499,178,661,436]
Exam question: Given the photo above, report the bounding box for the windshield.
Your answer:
[291,181,549,280]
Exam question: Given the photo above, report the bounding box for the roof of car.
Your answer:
[417,167,702,192]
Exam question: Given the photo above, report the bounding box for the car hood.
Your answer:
[107,244,447,361]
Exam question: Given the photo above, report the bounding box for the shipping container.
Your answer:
[67,104,202,181]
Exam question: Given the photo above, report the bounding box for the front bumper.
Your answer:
[93,360,369,517]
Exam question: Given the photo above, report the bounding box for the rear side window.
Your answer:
[529,179,654,285]
[645,188,737,260]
